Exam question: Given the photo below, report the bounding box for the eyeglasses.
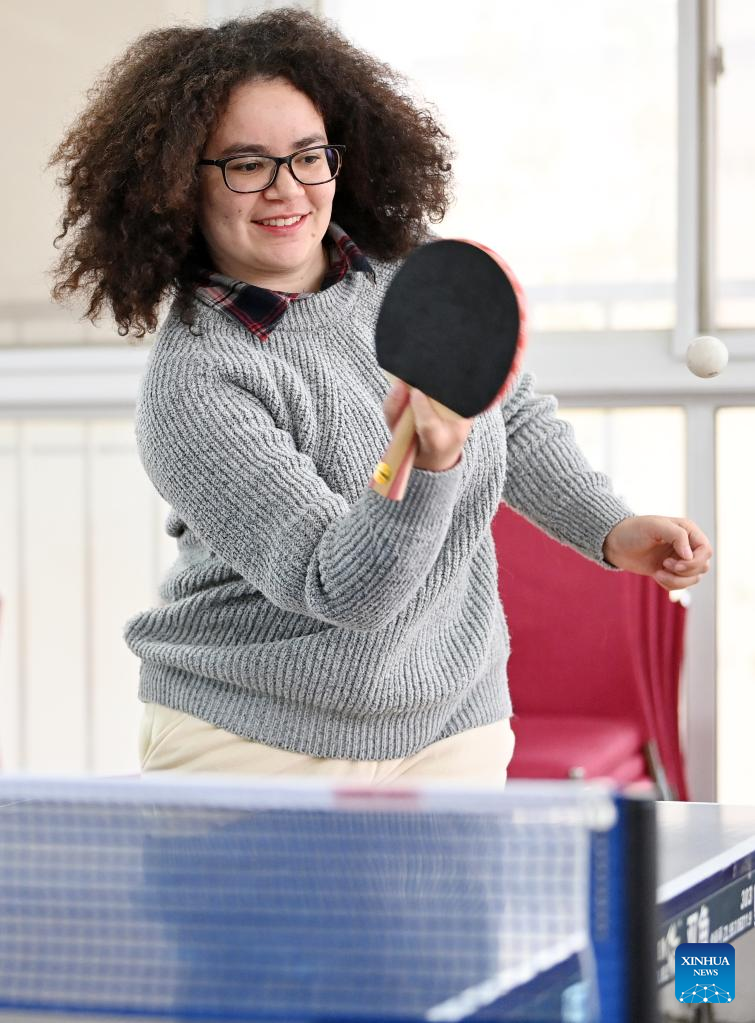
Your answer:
[198,144,345,194]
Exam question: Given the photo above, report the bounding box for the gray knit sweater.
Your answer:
[123,253,633,759]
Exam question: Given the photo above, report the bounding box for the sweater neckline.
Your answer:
[194,260,384,339]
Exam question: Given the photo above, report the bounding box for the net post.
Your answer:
[623,793,659,1023]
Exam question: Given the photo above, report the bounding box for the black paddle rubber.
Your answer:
[375,239,521,419]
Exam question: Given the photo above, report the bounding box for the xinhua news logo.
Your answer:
[675,943,735,1004]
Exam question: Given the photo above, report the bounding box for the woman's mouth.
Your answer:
[253,213,309,234]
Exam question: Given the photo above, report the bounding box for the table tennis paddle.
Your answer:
[370,238,527,500]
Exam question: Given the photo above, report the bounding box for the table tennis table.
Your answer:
[656,801,755,1020]
[0,776,753,1023]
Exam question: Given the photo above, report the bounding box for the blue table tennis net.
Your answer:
[0,777,618,1023]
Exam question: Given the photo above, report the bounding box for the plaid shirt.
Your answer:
[194,222,375,341]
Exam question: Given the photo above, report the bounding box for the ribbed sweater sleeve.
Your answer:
[136,346,464,633]
[501,373,633,563]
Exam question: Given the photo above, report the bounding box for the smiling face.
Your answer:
[197,77,336,292]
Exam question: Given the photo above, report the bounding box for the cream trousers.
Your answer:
[139,702,516,786]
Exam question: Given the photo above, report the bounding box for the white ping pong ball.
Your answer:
[686,335,729,378]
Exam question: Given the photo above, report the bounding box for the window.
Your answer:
[558,407,686,515]
[716,408,755,804]
[324,0,678,332]
[716,1,755,329]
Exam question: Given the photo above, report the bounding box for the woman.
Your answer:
[51,9,712,783]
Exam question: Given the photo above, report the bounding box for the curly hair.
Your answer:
[49,8,455,337]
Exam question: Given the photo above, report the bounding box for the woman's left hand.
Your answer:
[602,515,713,591]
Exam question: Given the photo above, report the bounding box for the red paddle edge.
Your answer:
[454,238,528,405]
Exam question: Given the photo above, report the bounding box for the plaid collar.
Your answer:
[194,222,375,341]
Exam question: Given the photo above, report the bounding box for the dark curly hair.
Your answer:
[49,8,455,338]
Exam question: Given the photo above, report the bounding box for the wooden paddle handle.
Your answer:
[371,385,467,501]
[371,401,418,500]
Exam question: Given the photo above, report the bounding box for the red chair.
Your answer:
[492,504,688,798]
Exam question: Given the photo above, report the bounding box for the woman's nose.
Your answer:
[264,163,305,198]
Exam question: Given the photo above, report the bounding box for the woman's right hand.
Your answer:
[383,379,472,473]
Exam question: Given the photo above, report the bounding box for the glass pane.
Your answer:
[716,408,755,804]
[325,0,677,332]
[716,1,755,328]
[557,406,686,515]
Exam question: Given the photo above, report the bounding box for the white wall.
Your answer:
[0,2,205,343]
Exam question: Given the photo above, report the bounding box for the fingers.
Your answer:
[677,517,714,561]
[665,517,714,577]
[409,388,472,473]
[644,517,694,561]
[383,379,410,431]
[383,380,471,474]
[662,556,710,576]
[609,514,713,587]
[654,569,702,592]
[676,516,712,548]
[670,526,694,561]
[656,537,711,588]
[409,387,442,432]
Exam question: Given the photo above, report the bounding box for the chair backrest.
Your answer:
[491,504,688,796]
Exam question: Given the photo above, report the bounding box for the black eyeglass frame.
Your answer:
[197,144,345,193]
